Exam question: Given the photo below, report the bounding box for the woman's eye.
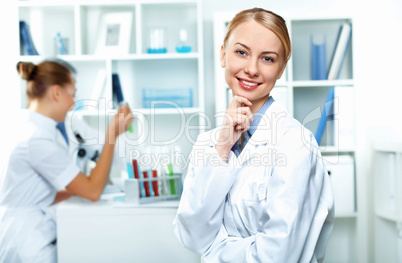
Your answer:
[236,50,246,56]
[263,57,274,62]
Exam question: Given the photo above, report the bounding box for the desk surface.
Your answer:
[58,195,181,208]
[56,195,199,263]
[56,183,181,214]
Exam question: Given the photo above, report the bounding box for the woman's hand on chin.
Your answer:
[216,95,253,162]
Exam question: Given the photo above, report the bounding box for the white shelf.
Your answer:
[18,0,198,6]
[375,210,400,223]
[373,140,402,153]
[19,53,200,62]
[18,55,106,62]
[135,107,202,115]
[292,79,354,87]
[72,107,202,117]
[320,146,355,154]
[18,1,77,7]
[78,1,139,6]
[335,212,358,218]
[114,52,200,60]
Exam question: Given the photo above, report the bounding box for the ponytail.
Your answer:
[16,61,72,103]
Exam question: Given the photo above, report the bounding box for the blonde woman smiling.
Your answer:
[173,8,334,263]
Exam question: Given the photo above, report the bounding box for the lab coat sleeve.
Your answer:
[173,143,241,255]
[201,128,334,263]
[29,137,80,191]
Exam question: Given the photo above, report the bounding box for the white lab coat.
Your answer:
[0,110,80,263]
[173,101,335,263]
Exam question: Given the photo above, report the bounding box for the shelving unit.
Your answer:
[372,141,402,263]
[17,0,205,173]
[214,12,360,263]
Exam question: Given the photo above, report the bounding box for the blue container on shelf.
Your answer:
[147,48,167,54]
[176,46,191,53]
[142,88,193,109]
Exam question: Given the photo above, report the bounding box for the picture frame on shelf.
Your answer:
[95,12,133,55]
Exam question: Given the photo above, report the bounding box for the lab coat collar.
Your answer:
[206,101,290,165]
[236,101,289,163]
[245,101,289,146]
[25,109,69,149]
[22,109,58,131]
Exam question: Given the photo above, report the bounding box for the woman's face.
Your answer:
[220,20,286,112]
[61,81,76,113]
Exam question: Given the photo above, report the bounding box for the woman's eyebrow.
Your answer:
[234,42,251,51]
[234,42,279,56]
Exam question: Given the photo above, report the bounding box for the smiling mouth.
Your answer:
[237,78,261,90]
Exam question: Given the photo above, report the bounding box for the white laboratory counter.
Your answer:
[56,195,200,263]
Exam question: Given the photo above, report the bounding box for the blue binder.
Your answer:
[314,87,334,145]
[311,35,327,80]
[19,21,39,55]
[315,23,352,145]
[112,73,124,104]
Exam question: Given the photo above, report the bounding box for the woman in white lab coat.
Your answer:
[0,60,132,263]
[173,8,334,263]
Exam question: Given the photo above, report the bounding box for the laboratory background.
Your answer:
[0,0,402,262]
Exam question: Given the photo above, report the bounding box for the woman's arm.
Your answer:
[65,105,132,201]
[173,144,240,254]
[173,95,253,253]
[53,189,74,204]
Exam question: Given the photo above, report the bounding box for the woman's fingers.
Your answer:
[110,103,134,136]
[238,106,253,122]
[227,106,253,128]
[217,95,253,154]
[122,104,133,126]
[233,112,252,130]
[229,95,252,108]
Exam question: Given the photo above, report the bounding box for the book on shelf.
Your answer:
[54,32,68,55]
[314,87,335,145]
[315,86,355,147]
[112,73,124,106]
[112,73,134,132]
[315,22,352,145]
[327,22,352,80]
[311,34,327,80]
[19,21,39,56]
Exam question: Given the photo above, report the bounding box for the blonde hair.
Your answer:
[223,8,291,62]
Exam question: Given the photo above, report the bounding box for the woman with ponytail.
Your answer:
[0,60,132,263]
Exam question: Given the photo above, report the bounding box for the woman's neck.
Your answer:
[28,100,61,121]
[249,95,269,114]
